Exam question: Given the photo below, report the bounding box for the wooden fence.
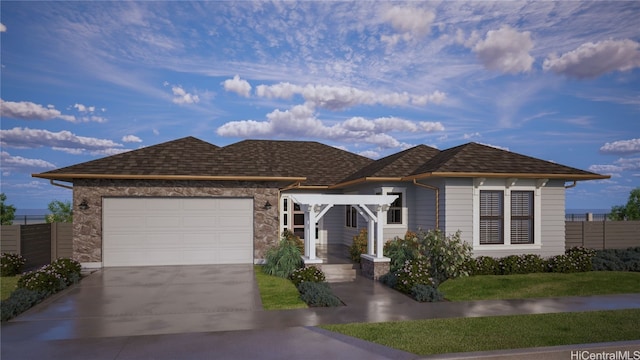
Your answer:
[0,223,73,270]
[566,221,640,250]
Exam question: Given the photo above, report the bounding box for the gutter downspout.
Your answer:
[565,181,577,189]
[413,179,440,230]
[50,180,73,190]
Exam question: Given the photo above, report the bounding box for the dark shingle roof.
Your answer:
[409,142,603,179]
[338,144,440,184]
[34,138,607,185]
[39,137,221,177]
[34,137,373,186]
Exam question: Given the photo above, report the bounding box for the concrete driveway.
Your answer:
[3,264,263,340]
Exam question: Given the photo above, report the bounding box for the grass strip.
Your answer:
[440,271,640,301]
[1,276,20,301]
[254,266,307,310]
[321,309,640,355]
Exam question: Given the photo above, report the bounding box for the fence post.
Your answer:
[581,221,586,247]
[602,220,606,250]
[51,222,57,261]
[586,212,593,221]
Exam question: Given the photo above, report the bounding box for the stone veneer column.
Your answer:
[360,254,390,280]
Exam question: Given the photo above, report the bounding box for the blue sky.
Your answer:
[1,1,639,212]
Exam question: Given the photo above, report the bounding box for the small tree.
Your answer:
[609,188,640,221]
[46,200,73,223]
[0,193,16,225]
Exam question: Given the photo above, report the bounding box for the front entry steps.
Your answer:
[321,264,359,283]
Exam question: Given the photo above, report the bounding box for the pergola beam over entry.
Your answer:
[288,194,398,264]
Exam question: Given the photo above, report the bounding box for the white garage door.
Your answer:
[103,198,253,266]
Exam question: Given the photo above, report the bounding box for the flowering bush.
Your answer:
[384,231,421,273]
[17,257,82,296]
[470,256,501,275]
[547,247,596,273]
[1,253,26,277]
[499,254,546,275]
[17,266,66,295]
[290,266,326,287]
[394,259,434,294]
[49,258,82,285]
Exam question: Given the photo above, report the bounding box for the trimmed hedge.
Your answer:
[592,247,640,272]
[468,247,596,276]
[297,282,342,307]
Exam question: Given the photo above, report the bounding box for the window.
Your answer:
[387,192,403,224]
[480,190,504,244]
[345,205,357,228]
[511,191,534,244]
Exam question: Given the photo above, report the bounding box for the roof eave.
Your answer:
[404,172,610,181]
[329,177,404,189]
[32,173,308,182]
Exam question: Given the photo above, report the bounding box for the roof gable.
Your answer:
[410,142,603,179]
[338,144,440,184]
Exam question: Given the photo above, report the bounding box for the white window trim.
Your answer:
[376,187,407,228]
[345,205,358,228]
[472,178,544,250]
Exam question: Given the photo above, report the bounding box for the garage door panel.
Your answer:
[103,198,253,266]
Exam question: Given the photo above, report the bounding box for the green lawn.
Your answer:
[321,309,640,355]
[440,271,640,301]
[254,266,307,310]
[1,276,20,301]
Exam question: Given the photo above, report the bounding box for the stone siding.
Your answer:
[72,179,280,263]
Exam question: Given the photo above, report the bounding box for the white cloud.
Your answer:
[614,157,640,171]
[255,83,445,110]
[358,150,380,159]
[217,104,444,149]
[379,6,435,46]
[1,151,56,174]
[0,23,6,32]
[463,132,481,140]
[0,127,123,151]
[473,26,534,74]
[600,138,640,155]
[171,86,200,104]
[73,103,95,112]
[0,99,76,122]
[122,135,142,143]
[223,75,252,97]
[543,39,640,79]
[589,164,624,174]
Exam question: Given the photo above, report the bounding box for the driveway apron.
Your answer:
[3,265,262,339]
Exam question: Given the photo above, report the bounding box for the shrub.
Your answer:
[592,247,640,272]
[472,256,500,275]
[394,259,434,294]
[297,282,342,307]
[17,265,66,296]
[290,266,325,287]
[263,237,303,278]
[411,284,444,302]
[499,254,546,275]
[349,228,368,263]
[547,247,596,273]
[419,230,473,286]
[1,253,26,277]
[1,288,46,321]
[384,231,421,273]
[49,258,82,285]
[282,229,304,253]
[379,272,398,288]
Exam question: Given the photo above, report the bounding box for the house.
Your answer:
[33,136,608,276]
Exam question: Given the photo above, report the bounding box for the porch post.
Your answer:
[367,218,375,256]
[303,204,317,260]
[375,205,389,258]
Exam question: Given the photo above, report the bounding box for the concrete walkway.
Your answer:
[2,268,640,359]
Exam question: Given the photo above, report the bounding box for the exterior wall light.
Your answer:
[79,199,89,210]
[264,201,272,210]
